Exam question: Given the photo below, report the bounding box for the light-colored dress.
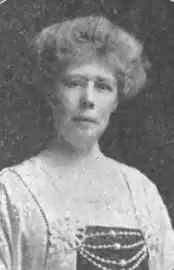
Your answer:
[0,156,174,270]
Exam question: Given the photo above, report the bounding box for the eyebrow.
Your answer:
[65,74,116,85]
[65,75,88,81]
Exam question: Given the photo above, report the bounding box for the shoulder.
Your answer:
[105,157,158,195]
[0,158,49,241]
[0,156,49,220]
[0,156,42,199]
[0,156,37,180]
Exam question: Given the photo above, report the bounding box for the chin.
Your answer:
[64,131,99,149]
[59,124,105,148]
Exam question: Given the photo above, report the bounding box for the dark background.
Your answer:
[0,0,174,223]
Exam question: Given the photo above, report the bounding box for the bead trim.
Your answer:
[77,229,148,270]
[79,247,147,270]
[80,246,147,266]
[84,231,142,239]
[81,239,144,250]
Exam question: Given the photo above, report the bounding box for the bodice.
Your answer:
[47,225,149,270]
[78,226,149,270]
[76,226,149,270]
[1,157,174,270]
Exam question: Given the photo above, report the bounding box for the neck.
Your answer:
[41,137,103,168]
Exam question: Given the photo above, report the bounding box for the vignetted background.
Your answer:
[0,0,174,223]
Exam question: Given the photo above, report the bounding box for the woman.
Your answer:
[0,15,173,270]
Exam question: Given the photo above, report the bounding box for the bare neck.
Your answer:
[40,139,104,169]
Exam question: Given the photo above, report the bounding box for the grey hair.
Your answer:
[30,15,150,103]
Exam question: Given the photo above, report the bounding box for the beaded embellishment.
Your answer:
[48,223,149,270]
[77,226,149,270]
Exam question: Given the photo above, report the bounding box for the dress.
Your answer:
[0,156,174,270]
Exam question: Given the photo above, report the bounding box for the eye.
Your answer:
[63,77,86,88]
[95,81,113,92]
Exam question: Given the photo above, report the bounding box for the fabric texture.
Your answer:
[0,156,174,270]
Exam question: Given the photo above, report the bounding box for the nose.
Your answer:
[80,81,95,109]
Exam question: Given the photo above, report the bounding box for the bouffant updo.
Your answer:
[31,15,149,103]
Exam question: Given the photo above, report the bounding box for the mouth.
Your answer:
[73,116,97,124]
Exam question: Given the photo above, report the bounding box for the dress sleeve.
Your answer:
[0,169,22,270]
[142,175,174,270]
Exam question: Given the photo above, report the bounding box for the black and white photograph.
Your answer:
[0,0,174,269]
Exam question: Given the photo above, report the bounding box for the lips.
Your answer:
[73,116,97,123]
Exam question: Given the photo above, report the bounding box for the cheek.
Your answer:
[59,88,80,111]
[97,108,112,130]
[98,98,117,118]
[54,92,72,115]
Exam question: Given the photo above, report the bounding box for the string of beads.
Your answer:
[77,229,148,270]
[79,248,147,270]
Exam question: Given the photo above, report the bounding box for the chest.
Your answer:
[33,165,139,229]
[18,163,153,270]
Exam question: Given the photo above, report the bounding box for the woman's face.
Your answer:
[52,61,118,148]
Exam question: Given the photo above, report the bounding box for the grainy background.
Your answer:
[0,0,174,223]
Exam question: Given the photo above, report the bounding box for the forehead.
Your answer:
[64,62,116,83]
